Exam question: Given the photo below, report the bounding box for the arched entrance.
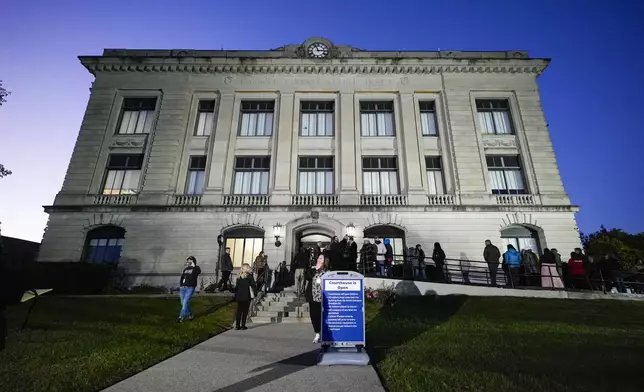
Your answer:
[292,225,334,262]
[223,226,265,268]
[363,225,407,263]
[500,224,544,255]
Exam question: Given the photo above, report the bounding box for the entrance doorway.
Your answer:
[291,225,335,265]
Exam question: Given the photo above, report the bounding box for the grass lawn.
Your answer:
[0,296,235,392]
[366,296,644,392]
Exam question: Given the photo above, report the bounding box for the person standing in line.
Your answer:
[253,251,267,291]
[483,240,502,286]
[304,254,330,343]
[504,245,521,288]
[416,244,427,280]
[384,239,394,276]
[540,248,564,289]
[330,236,342,270]
[432,242,447,283]
[293,246,309,297]
[217,247,233,292]
[551,248,564,278]
[374,237,387,276]
[346,236,358,271]
[233,263,256,330]
[178,256,201,323]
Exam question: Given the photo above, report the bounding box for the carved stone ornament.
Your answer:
[482,137,517,148]
[109,135,147,149]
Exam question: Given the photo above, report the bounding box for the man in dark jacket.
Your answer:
[293,246,309,297]
[330,236,342,270]
[483,240,502,286]
[217,247,234,292]
[343,236,358,271]
[178,256,201,322]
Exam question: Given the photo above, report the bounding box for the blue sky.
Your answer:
[0,0,643,241]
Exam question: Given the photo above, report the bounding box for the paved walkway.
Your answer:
[103,323,386,392]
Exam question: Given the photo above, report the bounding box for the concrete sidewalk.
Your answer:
[103,323,386,392]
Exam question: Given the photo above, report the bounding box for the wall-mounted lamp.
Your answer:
[346,223,356,238]
[217,234,224,246]
[273,223,283,247]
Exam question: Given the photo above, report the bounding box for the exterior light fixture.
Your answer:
[346,223,355,237]
[273,223,283,247]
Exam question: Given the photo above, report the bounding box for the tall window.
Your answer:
[117,98,157,134]
[476,99,514,135]
[233,156,270,195]
[362,157,399,195]
[419,101,438,136]
[300,101,334,136]
[225,227,265,268]
[195,100,215,136]
[298,157,334,194]
[239,101,274,136]
[83,226,125,264]
[103,154,143,195]
[186,156,206,194]
[487,155,526,194]
[425,157,445,195]
[360,102,395,136]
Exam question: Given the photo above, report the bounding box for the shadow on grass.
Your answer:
[366,283,468,367]
[210,349,319,392]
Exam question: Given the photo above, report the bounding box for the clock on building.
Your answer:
[307,42,329,58]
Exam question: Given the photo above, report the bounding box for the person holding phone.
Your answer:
[304,254,330,343]
[178,256,201,323]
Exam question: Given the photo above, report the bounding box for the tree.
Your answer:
[581,225,644,269]
[0,80,11,179]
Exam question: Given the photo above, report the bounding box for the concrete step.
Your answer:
[249,316,276,323]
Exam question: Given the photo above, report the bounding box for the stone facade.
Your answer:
[39,37,580,286]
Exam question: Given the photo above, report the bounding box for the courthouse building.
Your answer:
[38,37,580,285]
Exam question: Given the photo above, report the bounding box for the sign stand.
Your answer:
[317,271,370,366]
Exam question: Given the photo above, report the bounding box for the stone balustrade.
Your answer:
[173,195,202,206]
[291,194,339,206]
[495,194,535,206]
[359,194,408,206]
[223,194,271,206]
[93,194,138,205]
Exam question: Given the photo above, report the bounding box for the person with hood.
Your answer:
[523,249,541,287]
[432,242,447,282]
[416,244,427,280]
[483,240,502,286]
[504,244,521,288]
[551,248,563,278]
[374,237,387,276]
[178,256,201,323]
[359,240,375,275]
[540,248,564,289]
[384,239,394,276]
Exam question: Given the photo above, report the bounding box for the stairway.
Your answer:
[250,287,310,324]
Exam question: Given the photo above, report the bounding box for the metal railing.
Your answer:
[347,253,644,295]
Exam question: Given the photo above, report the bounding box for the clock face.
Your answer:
[307,42,329,58]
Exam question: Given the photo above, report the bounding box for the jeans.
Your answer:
[179,286,195,320]
[413,266,426,280]
[378,261,386,276]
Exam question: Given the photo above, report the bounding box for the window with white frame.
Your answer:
[419,101,438,136]
[233,156,270,195]
[486,155,527,195]
[117,98,157,134]
[298,156,334,194]
[186,156,206,194]
[300,101,334,136]
[239,101,274,136]
[425,157,445,195]
[362,157,399,195]
[360,101,395,136]
[102,154,143,195]
[195,100,215,136]
[476,99,514,135]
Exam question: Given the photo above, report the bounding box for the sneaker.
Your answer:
[241,326,248,330]
[187,315,194,321]
[312,333,320,343]
[177,318,183,324]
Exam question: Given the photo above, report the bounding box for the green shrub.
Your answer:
[365,284,397,307]
[128,284,168,294]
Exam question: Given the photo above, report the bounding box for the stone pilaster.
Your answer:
[271,92,295,205]
[339,92,359,205]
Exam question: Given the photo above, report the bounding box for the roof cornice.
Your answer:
[79,57,549,76]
